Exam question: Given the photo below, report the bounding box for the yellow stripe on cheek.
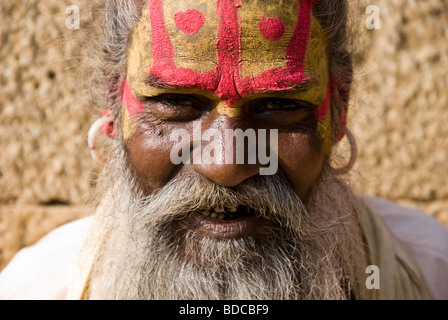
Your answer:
[317,108,333,156]
[121,106,137,143]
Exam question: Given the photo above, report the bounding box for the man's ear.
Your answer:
[101,109,117,138]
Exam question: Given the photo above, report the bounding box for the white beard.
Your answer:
[83,144,368,300]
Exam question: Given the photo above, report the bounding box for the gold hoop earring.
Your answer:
[88,114,115,165]
[332,126,358,175]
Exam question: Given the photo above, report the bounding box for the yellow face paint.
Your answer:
[316,85,333,156]
[124,0,331,154]
[216,103,244,118]
[320,112,333,156]
[121,105,136,143]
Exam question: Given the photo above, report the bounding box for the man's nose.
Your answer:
[191,115,262,187]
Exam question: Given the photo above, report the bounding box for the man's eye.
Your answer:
[161,96,195,108]
[256,98,314,112]
[264,99,299,110]
[253,98,317,127]
[137,94,207,122]
[139,95,199,109]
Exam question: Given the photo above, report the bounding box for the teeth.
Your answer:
[213,206,238,213]
[199,206,240,219]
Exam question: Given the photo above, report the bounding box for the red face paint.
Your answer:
[259,17,286,41]
[146,0,316,107]
[174,9,205,34]
[122,80,145,117]
[101,109,118,138]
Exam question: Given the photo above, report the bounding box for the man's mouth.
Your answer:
[186,205,267,239]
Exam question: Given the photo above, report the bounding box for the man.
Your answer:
[1,0,447,300]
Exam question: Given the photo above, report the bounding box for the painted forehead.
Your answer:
[127,0,328,107]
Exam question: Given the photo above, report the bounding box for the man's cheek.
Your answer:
[125,126,180,194]
[277,133,325,200]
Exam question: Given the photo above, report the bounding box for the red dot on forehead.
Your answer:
[145,0,316,107]
[174,9,205,34]
[259,17,286,41]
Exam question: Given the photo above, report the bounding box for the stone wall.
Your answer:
[1,0,447,270]
[0,0,100,269]
[349,0,448,226]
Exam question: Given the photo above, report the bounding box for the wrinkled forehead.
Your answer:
[147,0,300,71]
[129,0,325,75]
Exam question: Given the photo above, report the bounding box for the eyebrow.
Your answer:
[144,75,178,89]
[144,74,322,92]
[299,78,322,91]
[141,73,325,107]
[255,76,323,96]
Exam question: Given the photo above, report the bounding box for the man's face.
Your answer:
[122,0,330,240]
[87,1,365,300]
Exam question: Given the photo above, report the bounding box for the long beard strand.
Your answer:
[84,145,367,300]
